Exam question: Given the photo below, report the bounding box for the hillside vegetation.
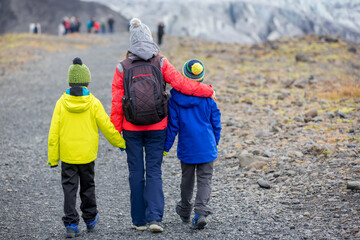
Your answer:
[162,34,360,156]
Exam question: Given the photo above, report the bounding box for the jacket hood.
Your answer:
[128,41,160,61]
[60,93,94,113]
[170,89,202,108]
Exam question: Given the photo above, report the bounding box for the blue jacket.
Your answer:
[164,89,221,164]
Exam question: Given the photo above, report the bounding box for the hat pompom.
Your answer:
[73,57,82,65]
[191,63,203,75]
[130,18,142,28]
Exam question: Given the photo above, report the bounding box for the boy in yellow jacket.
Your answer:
[48,57,126,238]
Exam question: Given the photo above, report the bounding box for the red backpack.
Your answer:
[121,56,169,125]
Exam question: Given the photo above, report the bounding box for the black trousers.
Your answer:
[61,161,97,226]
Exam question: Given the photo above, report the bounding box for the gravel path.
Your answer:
[0,34,359,240]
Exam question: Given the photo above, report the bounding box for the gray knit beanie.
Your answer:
[129,18,153,45]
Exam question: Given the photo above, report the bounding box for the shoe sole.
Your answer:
[65,232,79,238]
[86,214,99,232]
[132,225,147,231]
[149,224,163,233]
[181,217,190,223]
[191,219,207,230]
[175,206,190,223]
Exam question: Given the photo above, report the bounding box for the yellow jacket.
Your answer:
[48,91,125,166]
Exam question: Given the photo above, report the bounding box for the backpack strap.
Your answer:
[149,56,165,90]
[149,56,162,69]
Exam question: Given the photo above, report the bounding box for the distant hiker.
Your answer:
[30,22,41,34]
[48,57,126,238]
[33,23,38,34]
[63,17,71,35]
[110,18,216,233]
[157,21,165,45]
[163,59,221,230]
[75,17,81,32]
[101,19,106,34]
[70,16,76,33]
[94,20,100,34]
[58,23,65,36]
[108,14,114,33]
[87,18,92,33]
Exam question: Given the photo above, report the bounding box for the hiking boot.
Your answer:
[131,224,147,231]
[175,207,190,223]
[85,214,99,232]
[65,224,79,238]
[149,221,164,233]
[190,214,207,230]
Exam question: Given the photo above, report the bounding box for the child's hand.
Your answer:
[211,91,217,101]
[47,161,58,168]
[163,151,168,156]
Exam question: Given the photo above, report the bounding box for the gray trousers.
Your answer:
[176,161,214,217]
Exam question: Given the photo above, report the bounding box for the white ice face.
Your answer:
[82,0,360,43]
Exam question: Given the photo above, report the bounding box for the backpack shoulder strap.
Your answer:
[120,58,133,71]
[120,58,133,97]
[150,56,162,69]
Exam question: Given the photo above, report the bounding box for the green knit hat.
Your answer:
[68,57,91,84]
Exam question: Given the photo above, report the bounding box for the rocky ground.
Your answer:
[0,33,359,240]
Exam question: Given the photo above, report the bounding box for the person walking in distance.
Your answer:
[157,21,165,45]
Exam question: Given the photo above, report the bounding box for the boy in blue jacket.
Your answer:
[163,59,221,230]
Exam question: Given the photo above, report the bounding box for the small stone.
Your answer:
[7,189,12,192]
[275,177,288,183]
[225,152,237,159]
[293,151,304,158]
[347,181,360,190]
[239,154,268,168]
[244,161,267,170]
[255,130,265,137]
[303,212,310,217]
[305,109,318,118]
[262,150,272,158]
[242,99,253,105]
[226,118,236,127]
[273,172,281,178]
[240,150,249,155]
[295,53,310,62]
[292,199,301,204]
[286,170,296,176]
[347,143,356,148]
[252,150,261,155]
[335,111,346,119]
[257,179,271,189]
[348,46,357,54]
